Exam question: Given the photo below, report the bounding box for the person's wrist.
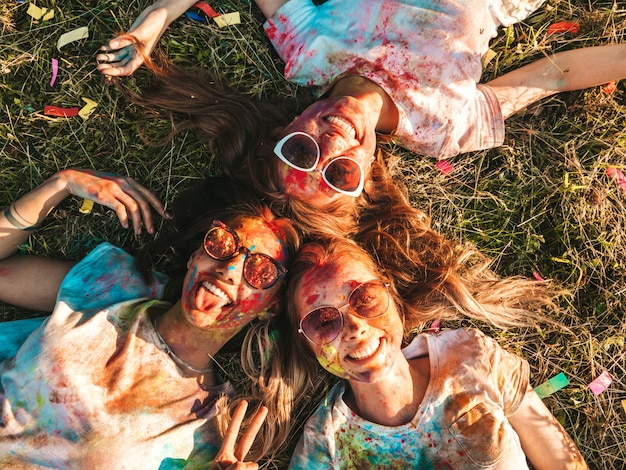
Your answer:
[3,204,39,231]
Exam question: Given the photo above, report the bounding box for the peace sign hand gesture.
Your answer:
[211,400,269,470]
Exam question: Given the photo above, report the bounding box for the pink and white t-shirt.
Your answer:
[289,328,530,469]
[265,0,545,158]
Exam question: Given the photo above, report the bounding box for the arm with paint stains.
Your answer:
[0,168,166,311]
[97,0,198,77]
[508,385,588,469]
[253,0,290,18]
[486,44,626,119]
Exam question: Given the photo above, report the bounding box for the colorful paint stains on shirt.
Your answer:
[264,0,545,158]
[0,243,232,468]
[289,328,529,469]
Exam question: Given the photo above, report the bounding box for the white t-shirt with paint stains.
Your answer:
[289,328,530,469]
[264,0,545,158]
[0,243,231,469]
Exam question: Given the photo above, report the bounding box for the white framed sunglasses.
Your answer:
[273,132,365,197]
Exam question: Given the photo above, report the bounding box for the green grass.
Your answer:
[1,0,626,468]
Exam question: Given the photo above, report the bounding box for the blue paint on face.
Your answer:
[186,265,198,293]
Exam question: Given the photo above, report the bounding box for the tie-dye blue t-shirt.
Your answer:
[0,243,231,468]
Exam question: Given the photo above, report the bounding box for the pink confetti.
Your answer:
[588,371,612,396]
[427,319,441,333]
[606,167,626,194]
[50,58,58,87]
[435,160,454,175]
[532,271,545,282]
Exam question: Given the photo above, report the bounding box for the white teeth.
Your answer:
[202,281,231,305]
[326,116,357,139]
[348,338,381,360]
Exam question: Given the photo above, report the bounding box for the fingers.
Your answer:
[219,401,249,459]
[214,401,265,466]
[234,406,268,461]
[109,179,162,235]
[96,45,143,77]
[62,169,165,235]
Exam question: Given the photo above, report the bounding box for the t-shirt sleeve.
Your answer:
[57,242,167,312]
[446,84,505,157]
[288,394,337,469]
[263,0,319,81]
[477,331,530,417]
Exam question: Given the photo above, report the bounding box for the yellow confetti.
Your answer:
[481,49,497,68]
[27,3,54,21]
[622,400,626,414]
[79,199,94,214]
[79,97,98,120]
[213,12,241,28]
[57,26,89,51]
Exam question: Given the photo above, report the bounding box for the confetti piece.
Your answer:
[214,12,241,27]
[27,2,54,21]
[606,167,626,194]
[588,371,612,396]
[603,81,617,94]
[78,97,98,120]
[57,26,89,51]
[185,11,206,22]
[481,48,497,68]
[435,159,454,175]
[534,372,569,399]
[79,199,94,214]
[193,1,219,17]
[426,319,441,333]
[622,400,626,413]
[44,105,79,117]
[532,271,546,282]
[547,22,579,35]
[50,58,58,87]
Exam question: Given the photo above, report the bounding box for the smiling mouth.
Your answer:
[326,115,357,139]
[201,281,232,306]
[347,338,382,361]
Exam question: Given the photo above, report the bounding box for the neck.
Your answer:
[329,75,398,133]
[154,302,244,377]
[346,355,430,426]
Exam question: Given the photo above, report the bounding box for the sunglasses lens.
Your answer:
[243,255,281,290]
[204,226,237,259]
[281,134,319,169]
[349,281,389,318]
[302,307,342,345]
[324,157,362,193]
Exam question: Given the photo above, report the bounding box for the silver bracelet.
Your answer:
[3,206,39,231]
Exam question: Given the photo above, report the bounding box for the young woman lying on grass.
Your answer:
[0,168,299,468]
[99,1,626,238]
[281,237,587,469]
[98,0,626,158]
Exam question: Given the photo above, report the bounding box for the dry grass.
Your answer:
[1,0,626,468]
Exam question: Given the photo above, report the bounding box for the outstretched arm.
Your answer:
[486,44,626,118]
[0,169,166,311]
[509,385,588,469]
[97,0,197,76]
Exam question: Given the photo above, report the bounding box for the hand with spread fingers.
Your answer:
[59,168,167,235]
[211,401,268,470]
[97,0,197,76]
